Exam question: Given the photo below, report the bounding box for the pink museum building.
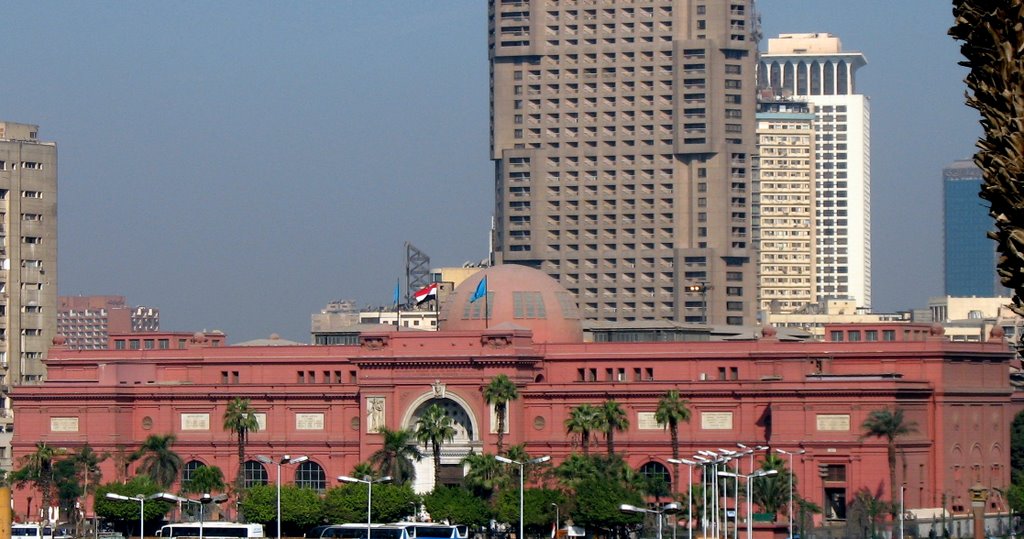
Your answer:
[11,265,1017,525]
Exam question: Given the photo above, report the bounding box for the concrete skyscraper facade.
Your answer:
[759,33,871,308]
[943,159,1003,297]
[0,121,57,468]
[754,98,816,313]
[489,0,759,326]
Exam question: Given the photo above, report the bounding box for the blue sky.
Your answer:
[1,1,978,342]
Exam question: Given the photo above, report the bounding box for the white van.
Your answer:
[13,523,53,539]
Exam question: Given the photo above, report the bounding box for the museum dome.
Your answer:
[439,264,584,343]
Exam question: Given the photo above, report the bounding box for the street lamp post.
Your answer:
[257,454,309,539]
[775,448,805,539]
[551,503,559,537]
[668,459,696,539]
[339,475,392,539]
[495,455,551,539]
[620,503,680,539]
[693,456,709,536]
[719,469,778,539]
[104,493,151,539]
[899,484,906,539]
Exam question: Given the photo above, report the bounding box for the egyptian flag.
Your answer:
[413,283,439,305]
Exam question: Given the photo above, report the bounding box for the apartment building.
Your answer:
[489,0,759,325]
[0,121,57,468]
[57,295,160,350]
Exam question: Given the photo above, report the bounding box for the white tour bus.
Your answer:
[12,523,53,539]
[155,522,264,539]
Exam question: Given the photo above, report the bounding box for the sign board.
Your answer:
[181,413,209,431]
[701,411,733,430]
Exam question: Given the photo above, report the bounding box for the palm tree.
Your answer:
[861,407,918,519]
[655,390,691,491]
[483,374,519,454]
[751,453,792,515]
[134,434,184,488]
[415,404,457,489]
[351,462,376,479]
[370,427,422,484]
[599,400,629,456]
[223,397,261,490]
[950,0,1024,314]
[565,404,602,456]
[11,442,60,520]
[461,452,505,497]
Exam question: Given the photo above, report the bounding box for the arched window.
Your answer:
[294,461,326,492]
[638,461,671,496]
[242,460,268,488]
[182,460,205,485]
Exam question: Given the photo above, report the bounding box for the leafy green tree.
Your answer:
[950,0,1024,317]
[570,477,643,535]
[94,477,173,536]
[565,404,602,456]
[323,482,417,524]
[845,488,889,539]
[181,465,226,495]
[415,404,457,488]
[861,407,917,519]
[495,488,564,534]
[1008,483,1024,515]
[655,390,691,492]
[483,374,519,454]
[240,484,323,536]
[598,400,629,456]
[751,453,791,515]
[133,434,184,488]
[554,454,598,490]
[423,486,492,527]
[11,442,61,519]
[223,397,261,490]
[351,462,376,479]
[370,428,422,485]
[1012,410,1024,482]
[504,445,550,485]
[54,459,83,530]
[462,452,506,498]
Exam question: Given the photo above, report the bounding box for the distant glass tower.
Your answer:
[943,159,1002,296]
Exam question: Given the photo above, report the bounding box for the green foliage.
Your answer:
[12,442,61,513]
[845,488,890,539]
[134,434,184,488]
[495,488,564,534]
[861,407,918,517]
[423,486,492,527]
[240,484,323,536]
[565,404,603,456]
[1012,410,1024,483]
[752,453,792,515]
[462,452,507,498]
[352,462,376,479]
[570,477,643,533]
[369,428,422,485]
[1008,483,1024,515]
[94,477,173,530]
[322,483,417,525]
[54,459,83,526]
[182,465,226,495]
[598,400,629,456]
[223,398,261,490]
[415,404,457,488]
[483,374,519,454]
[554,453,599,490]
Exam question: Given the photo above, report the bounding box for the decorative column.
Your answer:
[969,483,988,539]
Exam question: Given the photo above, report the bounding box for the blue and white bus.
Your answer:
[155,522,264,539]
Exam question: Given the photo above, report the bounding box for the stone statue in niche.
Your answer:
[367,397,385,433]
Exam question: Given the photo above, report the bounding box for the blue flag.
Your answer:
[393,279,400,306]
[470,276,487,303]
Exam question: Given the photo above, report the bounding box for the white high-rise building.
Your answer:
[759,33,871,308]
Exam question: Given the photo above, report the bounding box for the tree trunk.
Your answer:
[236,430,246,491]
[582,431,590,457]
[888,439,898,519]
[433,441,442,488]
[497,405,506,455]
[607,428,615,456]
[670,422,679,493]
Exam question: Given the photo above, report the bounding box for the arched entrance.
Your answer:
[402,392,482,493]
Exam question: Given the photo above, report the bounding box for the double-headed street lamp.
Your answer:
[495,455,551,539]
[620,503,680,539]
[257,454,309,539]
[718,469,778,539]
[667,459,696,539]
[775,448,806,539]
[105,493,162,539]
[151,492,228,539]
[338,475,392,539]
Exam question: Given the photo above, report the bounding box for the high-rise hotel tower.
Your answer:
[759,33,870,308]
[489,1,759,325]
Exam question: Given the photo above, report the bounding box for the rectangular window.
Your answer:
[297,371,305,383]
[644,367,654,381]
[830,331,843,342]
[115,340,126,350]
[178,339,187,349]
[882,330,896,341]
[848,331,861,342]
[130,340,141,350]
[730,367,738,380]
[865,331,878,341]
[21,191,42,198]
[158,339,169,349]
[232,371,240,384]
[221,371,229,384]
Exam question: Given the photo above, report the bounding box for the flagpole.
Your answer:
[484,282,489,329]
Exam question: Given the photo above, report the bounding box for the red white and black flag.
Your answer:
[412,283,439,305]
